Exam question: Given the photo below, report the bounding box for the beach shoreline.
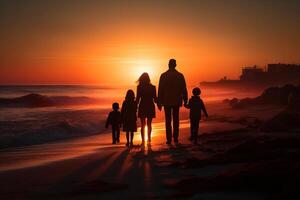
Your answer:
[2,86,299,199]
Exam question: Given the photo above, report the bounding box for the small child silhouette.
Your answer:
[121,90,137,147]
[105,102,122,144]
[185,87,208,144]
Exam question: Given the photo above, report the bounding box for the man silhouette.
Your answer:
[158,59,188,144]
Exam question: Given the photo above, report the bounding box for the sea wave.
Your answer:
[0,109,109,149]
[0,93,100,108]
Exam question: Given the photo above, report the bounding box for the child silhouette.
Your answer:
[121,90,137,147]
[185,87,208,144]
[105,102,122,144]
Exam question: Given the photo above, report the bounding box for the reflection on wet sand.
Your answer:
[0,114,252,199]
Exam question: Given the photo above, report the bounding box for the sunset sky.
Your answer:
[0,0,299,85]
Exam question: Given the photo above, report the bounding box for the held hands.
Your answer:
[183,100,189,109]
[204,114,209,120]
[157,104,162,111]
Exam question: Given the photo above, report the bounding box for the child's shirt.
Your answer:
[106,111,122,128]
[186,96,208,120]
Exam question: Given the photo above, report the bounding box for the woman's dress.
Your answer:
[136,84,157,118]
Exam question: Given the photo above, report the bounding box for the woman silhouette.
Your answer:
[136,73,157,144]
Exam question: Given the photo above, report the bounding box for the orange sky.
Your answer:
[0,0,299,85]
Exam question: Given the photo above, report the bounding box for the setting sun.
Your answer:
[128,59,160,80]
[131,60,156,79]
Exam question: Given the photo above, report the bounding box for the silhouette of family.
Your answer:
[106,59,208,146]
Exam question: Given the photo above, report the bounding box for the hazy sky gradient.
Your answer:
[0,0,299,85]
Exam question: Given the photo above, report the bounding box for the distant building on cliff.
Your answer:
[240,63,300,83]
[240,65,265,81]
[201,63,300,86]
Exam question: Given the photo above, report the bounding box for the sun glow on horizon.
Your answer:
[124,58,161,81]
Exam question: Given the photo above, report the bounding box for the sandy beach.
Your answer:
[2,101,298,200]
[0,120,240,199]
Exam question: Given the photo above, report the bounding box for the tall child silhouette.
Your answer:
[121,90,137,147]
[105,102,122,144]
[185,87,208,144]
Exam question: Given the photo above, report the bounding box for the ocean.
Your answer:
[0,85,260,149]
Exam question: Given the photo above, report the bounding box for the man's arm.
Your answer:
[181,74,188,105]
[157,75,164,110]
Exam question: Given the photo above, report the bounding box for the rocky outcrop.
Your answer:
[224,84,300,109]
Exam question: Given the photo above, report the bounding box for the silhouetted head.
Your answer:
[168,59,177,69]
[137,72,151,86]
[125,89,135,101]
[112,102,119,111]
[192,87,201,96]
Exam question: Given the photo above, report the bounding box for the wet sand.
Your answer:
[0,121,245,199]
[1,102,294,199]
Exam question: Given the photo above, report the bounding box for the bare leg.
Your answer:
[140,118,146,143]
[147,118,152,142]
